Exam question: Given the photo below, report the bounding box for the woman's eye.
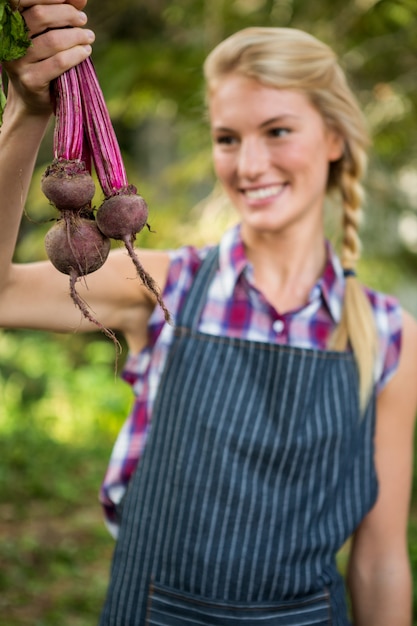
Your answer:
[269,127,290,138]
[215,135,236,145]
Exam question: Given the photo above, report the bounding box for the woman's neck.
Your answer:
[241,225,327,314]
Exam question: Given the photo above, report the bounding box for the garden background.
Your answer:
[1,0,417,623]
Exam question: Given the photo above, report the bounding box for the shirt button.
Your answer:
[272,319,285,333]
[310,285,321,300]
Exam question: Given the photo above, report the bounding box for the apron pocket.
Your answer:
[146,581,331,625]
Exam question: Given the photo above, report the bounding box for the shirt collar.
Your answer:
[218,224,344,323]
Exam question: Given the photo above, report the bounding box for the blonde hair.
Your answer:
[204,27,377,409]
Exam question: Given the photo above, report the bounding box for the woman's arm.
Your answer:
[347,309,417,625]
[0,1,170,352]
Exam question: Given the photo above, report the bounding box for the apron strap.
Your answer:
[176,246,220,330]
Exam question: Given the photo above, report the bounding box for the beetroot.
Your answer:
[42,67,118,344]
[76,57,170,321]
[95,192,149,239]
[42,67,95,213]
[95,191,167,311]
[44,215,119,345]
[42,159,95,211]
[41,35,170,344]
[45,214,110,276]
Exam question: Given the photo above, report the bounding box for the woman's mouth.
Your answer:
[243,184,286,201]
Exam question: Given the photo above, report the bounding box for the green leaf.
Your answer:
[0,1,32,124]
[0,1,31,62]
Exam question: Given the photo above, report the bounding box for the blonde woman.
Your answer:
[1,2,416,624]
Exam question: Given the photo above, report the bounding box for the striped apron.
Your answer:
[100,248,378,625]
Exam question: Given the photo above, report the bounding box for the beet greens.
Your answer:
[0,2,32,124]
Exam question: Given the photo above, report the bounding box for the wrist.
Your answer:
[2,95,52,136]
[1,101,51,166]
[3,80,53,124]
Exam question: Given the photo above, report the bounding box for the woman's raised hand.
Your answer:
[4,0,94,116]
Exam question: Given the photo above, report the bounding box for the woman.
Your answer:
[1,1,416,624]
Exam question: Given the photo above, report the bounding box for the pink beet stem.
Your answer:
[81,129,93,175]
[76,57,128,196]
[54,68,84,162]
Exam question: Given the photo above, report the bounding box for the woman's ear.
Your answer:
[327,129,345,162]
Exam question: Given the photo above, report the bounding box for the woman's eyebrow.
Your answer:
[260,114,299,128]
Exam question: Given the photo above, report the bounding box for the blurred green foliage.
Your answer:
[26,0,417,270]
[1,0,417,623]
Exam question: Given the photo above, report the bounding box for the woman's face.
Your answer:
[209,74,343,238]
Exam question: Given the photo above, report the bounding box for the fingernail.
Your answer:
[86,30,95,42]
[79,11,88,24]
[83,44,92,54]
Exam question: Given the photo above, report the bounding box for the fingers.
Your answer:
[22,4,89,39]
[10,25,94,89]
[24,24,95,64]
[19,38,94,91]
[18,0,88,11]
[17,2,95,84]
[3,1,95,115]
[4,41,93,115]
[30,41,94,87]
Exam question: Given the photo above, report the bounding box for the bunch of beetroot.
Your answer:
[42,56,170,346]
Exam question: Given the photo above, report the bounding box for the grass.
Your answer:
[0,427,114,626]
[0,329,129,626]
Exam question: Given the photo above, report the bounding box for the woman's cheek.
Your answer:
[213,152,233,183]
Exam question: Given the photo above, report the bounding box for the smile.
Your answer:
[243,185,286,200]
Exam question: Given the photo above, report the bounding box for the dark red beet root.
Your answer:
[96,193,171,323]
[42,159,96,211]
[45,214,110,276]
[95,193,148,239]
[44,214,120,351]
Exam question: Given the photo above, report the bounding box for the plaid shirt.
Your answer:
[100,224,402,535]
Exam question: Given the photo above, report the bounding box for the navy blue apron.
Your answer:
[100,247,378,625]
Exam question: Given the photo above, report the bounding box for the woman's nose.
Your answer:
[237,137,269,180]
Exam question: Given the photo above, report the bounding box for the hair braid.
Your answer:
[330,151,378,410]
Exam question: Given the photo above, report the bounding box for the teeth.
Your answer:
[244,185,283,200]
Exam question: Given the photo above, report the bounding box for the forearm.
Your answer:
[348,556,412,626]
[0,91,51,290]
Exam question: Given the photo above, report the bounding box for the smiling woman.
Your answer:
[209,79,343,238]
[204,28,376,410]
[0,7,416,626]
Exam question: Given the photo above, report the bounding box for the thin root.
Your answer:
[123,236,171,323]
[145,222,156,234]
[69,271,122,369]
